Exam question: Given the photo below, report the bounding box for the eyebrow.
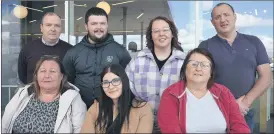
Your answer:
[214,12,232,17]
[152,27,169,29]
[43,22,61,25]
[189,60,210,62]
[39,67,57,70]
[103,77,120,81]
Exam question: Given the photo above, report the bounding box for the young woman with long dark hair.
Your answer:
[81,64,153,133]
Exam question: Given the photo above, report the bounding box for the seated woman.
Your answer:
[2,55,87,133]
[81,64,153,133]
[158,48,250,133]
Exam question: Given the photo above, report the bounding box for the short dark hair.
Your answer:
[179,48,216,89]
[211,3,235,19]
[41,12,61,24]
[146,16,183,52]
[85,7,108,24]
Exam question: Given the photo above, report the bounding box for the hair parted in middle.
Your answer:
[146,16,183,52]
[96,64,145,133]
[31,55,74,97]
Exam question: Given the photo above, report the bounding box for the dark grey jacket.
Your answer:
[63,34,131,108]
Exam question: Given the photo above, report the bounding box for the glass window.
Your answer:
[1,0,66,113]
[72,0,192,51]
[1,0,273,118]
[169,1,196,52]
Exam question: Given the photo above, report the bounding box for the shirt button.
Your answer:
[154,111,157,115]
[232,49,236,53]
[160,73,163,76]
[156,93,160,96]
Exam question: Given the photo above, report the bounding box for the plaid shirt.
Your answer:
[126,48,185,114]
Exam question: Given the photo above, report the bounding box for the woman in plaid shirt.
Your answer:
[126,16,185,133]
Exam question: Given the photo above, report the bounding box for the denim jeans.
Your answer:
[152,120,161,133]
[244,108,255,132]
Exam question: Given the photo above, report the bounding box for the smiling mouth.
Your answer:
[43,81,52,83]
[159,38,166,42]
[108,90,118,93]
[220,24,228,28]
[194,74,202,76]
[95,30,104,33]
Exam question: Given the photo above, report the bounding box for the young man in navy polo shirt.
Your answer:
[199,2,272,131]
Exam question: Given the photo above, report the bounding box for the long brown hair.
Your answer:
[30,55,73,96]
[146,16,183,52]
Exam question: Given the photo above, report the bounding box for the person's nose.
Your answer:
[195,63,203,71]
[94,24,101,29]
[50,26,56,31]
[44,71,50,78]
[159,30,165,36]
[220,15,226,22]
[99,24,103,29]
[108,82,114,89]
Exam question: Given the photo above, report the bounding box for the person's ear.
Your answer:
[234,13,237,21]
[85,24,88,31]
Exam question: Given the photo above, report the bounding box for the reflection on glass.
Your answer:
[1,1,273,113]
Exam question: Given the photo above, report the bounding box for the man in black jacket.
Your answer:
[63,7,131,108]
[18,12,72,84]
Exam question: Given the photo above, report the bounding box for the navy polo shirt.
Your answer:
[198,32,269,99]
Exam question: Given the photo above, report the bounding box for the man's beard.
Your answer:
[88,30,108,43]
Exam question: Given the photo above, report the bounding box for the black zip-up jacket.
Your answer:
[62,34,131,108]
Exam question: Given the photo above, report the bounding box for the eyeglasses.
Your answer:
[40,55,60,60]
[102,78,121,88]
[188,60,211,69]
[151,27,171,35]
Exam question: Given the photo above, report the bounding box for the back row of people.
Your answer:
[3,2,272,133]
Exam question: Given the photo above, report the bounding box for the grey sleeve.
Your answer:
[63,51,76,83]
[119,49,132,68]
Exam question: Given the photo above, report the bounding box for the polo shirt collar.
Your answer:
[215,31,240,43]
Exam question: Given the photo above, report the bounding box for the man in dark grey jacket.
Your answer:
[63,7,131,108]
